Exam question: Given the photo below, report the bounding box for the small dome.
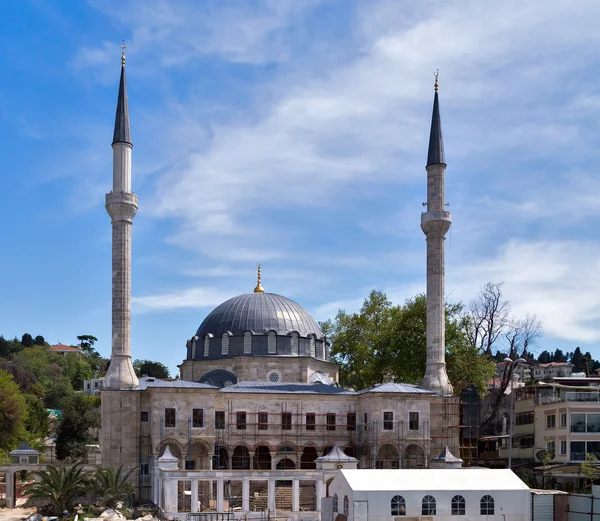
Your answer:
[195,292,323,339]
[199,369,237,388]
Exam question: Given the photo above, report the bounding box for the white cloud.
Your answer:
[450,240,600,342]
[132,286,234,312]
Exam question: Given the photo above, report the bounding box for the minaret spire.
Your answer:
[103,45,139,389]
[112,42,131,147]
[421,71,452,395]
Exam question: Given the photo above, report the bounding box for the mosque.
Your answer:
[100,49,460,516]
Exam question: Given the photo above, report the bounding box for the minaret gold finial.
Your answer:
[254,263,265,293]
[434,69,439,92]
[121,41,126,66]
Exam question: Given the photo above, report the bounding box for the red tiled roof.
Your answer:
[50,344,81,352]
[536,362,572,367]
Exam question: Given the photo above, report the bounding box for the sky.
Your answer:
[1,0,600,375]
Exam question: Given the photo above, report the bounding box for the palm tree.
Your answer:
[92,465,136,508]
[25,463,88,514]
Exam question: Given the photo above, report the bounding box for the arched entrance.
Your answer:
[377,444,399,469]
[404,444,425,468]
[232,446,250,470]
[186,441,210,470]
[213,445,229,469]
[276,458,295,469]
[254,446,271,470]
[301,447,318,469]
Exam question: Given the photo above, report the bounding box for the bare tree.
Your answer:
[463,282,543,432]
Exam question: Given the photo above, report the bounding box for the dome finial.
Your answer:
[254,263,264,293]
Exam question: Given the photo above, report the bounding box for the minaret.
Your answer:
[421,71,452,395]
[103,44,139,389]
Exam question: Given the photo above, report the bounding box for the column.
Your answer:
[164,479,178,514]
[271,457,277,470]
[268,479,276,513]
[208,452,214,470]
[217,478,224,512]
[191,479,199,513]
[6,471,14,509]
[316,479,325,512]
[292,479,300,512]
[228,453,233,470]
[249,451,255,470]
[243,479,250,511]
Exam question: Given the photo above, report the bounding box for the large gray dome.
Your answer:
[195,293,323,339]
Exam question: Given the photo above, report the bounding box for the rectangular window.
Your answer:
[383,412,394,430]
[282,412,292,430]
[258,412,268,430]
[516,411,534,425]
[560,440,567,455]
[141,463,149,475]
[409,412,419,431]
[547,439,556,453]
[587,414,600,433]
[547,414,556,429]
[520,436,534,448]
[570,441,586,461]
[572,413,586,433]
[236,412,246,430]
[164,408,176,428]
[185,460,196,470]
[326,413,336,431]
[347,413,356,431]
[215,411,225,430]
[192,409,204,428]
[560,412,567,428]
[141,411,149,422]
[306,413,316,431]
[364,412,368,424]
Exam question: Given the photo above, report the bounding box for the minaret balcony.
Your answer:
[420,210,451,236]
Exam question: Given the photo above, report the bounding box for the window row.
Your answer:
[515,411,534,425]
[383,411,419,431]
[332,494,350,517]
[385,495,494,516]
[192,332,318,357]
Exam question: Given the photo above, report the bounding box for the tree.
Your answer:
[55,395,100,461]
[92,466,136,508]
[34,335,45,346]
[21,333,34,348]
[0,369,27,451]
[538,350,551,364]
[77,335,98,355]
[24,394,49,441]
[25,463,88,514]
[0,336,11,358]
[133,359,170,379]
[571,347,584,372]
[325,291,494,395]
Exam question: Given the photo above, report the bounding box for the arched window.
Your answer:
[333,494,338,513]
[204,335,210,357]
[291,332,299,356]
[191,337,197,359]
[221,333,229,355]
[243,332,252,354]
[422,496,436,516]
[480,496,494,515]
[391,495,406,516]
[268,331,277,354]
[452,495,465,515]
[343,496,349,517]
[309,335,316,357]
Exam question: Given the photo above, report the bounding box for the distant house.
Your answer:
[532,362,573,379]
[49,343,82,357]
[83,377,104,396]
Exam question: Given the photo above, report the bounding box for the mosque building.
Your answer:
[99,49,460,516]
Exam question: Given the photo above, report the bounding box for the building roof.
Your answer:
[195,292,324,339]
[135,376,217,391]
[426,90,445,167]
[356,382,433,395]
[219,381,353,395]
[112,63,131,146]
[535,362,573,367]
[316,444,358,463]
[339,469,529,492]
[9,441,40,456]
[49,344,81,352]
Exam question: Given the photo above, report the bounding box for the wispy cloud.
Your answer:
[132,286,234,312]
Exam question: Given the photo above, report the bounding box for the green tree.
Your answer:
[77,335,98,355]
[34,335,46,346]
[24,394,49,441]
[55,395,100,461]
[0,369,28,451]
[0,336,11,358]
[21,333,34,348]
[134,359,171,379]
[92,466,136,507]
[571,347,584,372]
[25,463,88,514]
[325,291,494,395]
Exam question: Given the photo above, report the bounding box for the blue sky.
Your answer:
[1,0,600,375]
